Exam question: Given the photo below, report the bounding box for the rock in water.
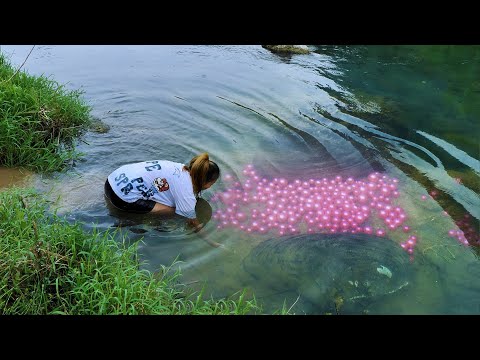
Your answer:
[88,117,110,133]
[243,233,413,314]
[262,45,311,55]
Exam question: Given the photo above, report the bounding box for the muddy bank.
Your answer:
[0,167,33,189]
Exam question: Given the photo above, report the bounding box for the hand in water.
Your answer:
[216,243,236,254]
[203,238,234,253]
[194,223,204,233]
[188,223,234,252]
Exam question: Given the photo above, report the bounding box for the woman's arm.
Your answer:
[186,218,226,248]
[187,218,204,233]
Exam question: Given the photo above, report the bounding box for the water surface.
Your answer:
[2,45,479,314]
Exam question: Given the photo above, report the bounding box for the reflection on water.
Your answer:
[2,45,479,314]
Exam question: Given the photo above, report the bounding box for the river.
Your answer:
[2,45,479,314]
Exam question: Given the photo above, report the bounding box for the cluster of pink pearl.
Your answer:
[448,229,471,246]
[428,195,472,246]
[400,235,418,253]
[453,214,478,245]
[211,164,422,254]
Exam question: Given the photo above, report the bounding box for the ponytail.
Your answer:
[185,153,220,196]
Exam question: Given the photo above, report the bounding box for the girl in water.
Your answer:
[104,153,220,233]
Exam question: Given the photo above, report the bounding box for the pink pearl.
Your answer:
[215,171,417,239]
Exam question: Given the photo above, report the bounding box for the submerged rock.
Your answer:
[243,233,413,314]
[262,45,311,55]
[89,118,110,133]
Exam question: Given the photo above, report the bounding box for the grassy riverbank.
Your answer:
[0,52,91,172]
[0,188,260,314]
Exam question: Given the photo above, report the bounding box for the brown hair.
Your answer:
[184,152,220,196]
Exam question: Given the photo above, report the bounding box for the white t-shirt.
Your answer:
[107,160,197,219]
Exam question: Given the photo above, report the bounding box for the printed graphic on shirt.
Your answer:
[153,177,170,192]
[173,167,181,178]
[114,173,155,198]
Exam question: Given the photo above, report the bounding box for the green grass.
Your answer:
[0,52,92,172]
[0,187,262,314]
